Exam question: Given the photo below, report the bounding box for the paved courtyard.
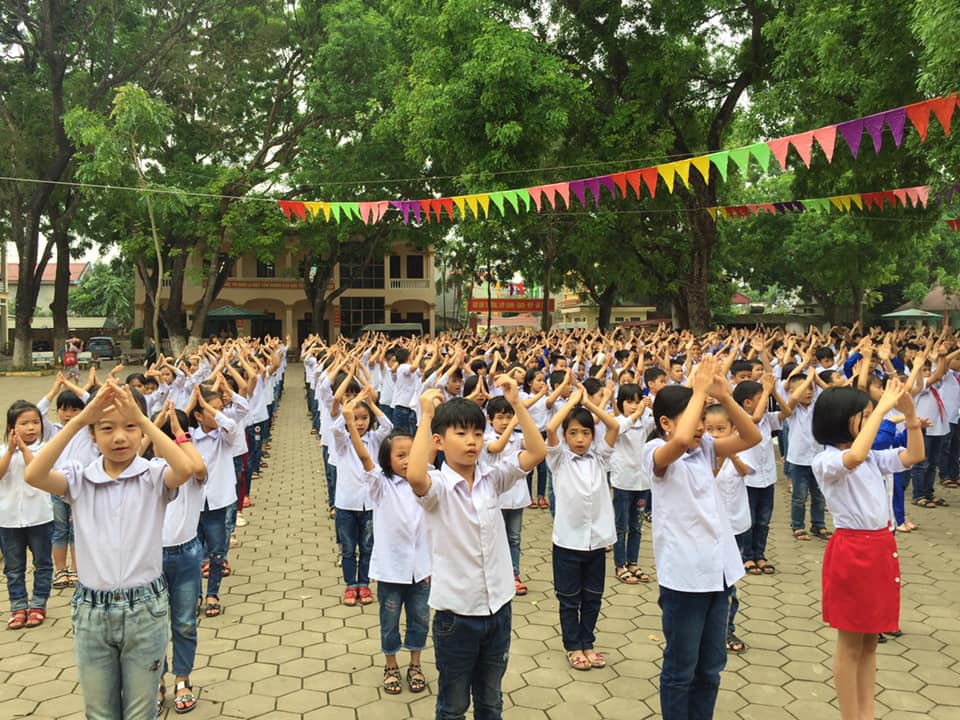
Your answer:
[1,368,959,719]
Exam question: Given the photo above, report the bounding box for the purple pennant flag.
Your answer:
[945,186,956,206]
[569,180,588,207]
[863,113,886,153]
[410,201,422,224]
[390,200,410,224]
[836,119,865,158]
[584,178,602,205]
[598,175,617,201]
[773,202,789,214]
[885,109,907,147]
[791,201,806,213]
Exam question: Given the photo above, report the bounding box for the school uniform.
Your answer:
[785,400,827,532]
[484,430,528,576]
[521,391,550,501]
[739,412,781,562]
[937,370,960,481]
[392,363,420,432]
[913,377,950,502]
[610,412,653,570]
[814,446,906,633]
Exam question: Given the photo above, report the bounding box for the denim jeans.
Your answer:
[322,444,337,509]
[336,509,373,588]
[741,485,775,561]
[612,488,643,568]
[726,585,739,635]
[433,603,511,720]
[51,495,75,548]
[393,405,417,434]
[939,422,960,480]
[912,432,946,500]
[659,585,728,720]
[0,522,54,611]
[552,545,605,652]
[893,472,907,526]
[378,579,431,655]
[790,464,826,530]
[72,579,170,720]
[197,506,227,597]
[379,403,395,425]
[162,537,202,677]
[501,509,523,576]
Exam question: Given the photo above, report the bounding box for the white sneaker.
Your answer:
[236,514,248,527]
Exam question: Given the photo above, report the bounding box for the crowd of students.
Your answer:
[0,322,955,720]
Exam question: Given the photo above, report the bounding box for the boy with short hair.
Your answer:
[407,378,547,720]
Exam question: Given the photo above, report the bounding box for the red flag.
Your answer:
[767,137,791,170]
[640,167,659,198]
[906,101,931,141]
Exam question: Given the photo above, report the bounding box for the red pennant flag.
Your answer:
[813,126,837,163]
[278,200,306,221]
[915,186,930,207]
[930,95,955,137]
[640,167,659,198]
[862,192,878,210]
[528,186,546,213]
[881,191,897,207]
[430,199,443,223]
[893,189,908,206]
[610,172,628,198]
[439,198,455,221]
[947,219,960,232]
[419,200,432,223]
[906,101,931,141]
[767,137,791,170]
[790,131,815,167]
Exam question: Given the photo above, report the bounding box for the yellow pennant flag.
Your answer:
[465,195,480,219]
[477,194,490,218]
[658,164,677,194]
[675,160,692,189]
[849,194,864,210]
[707,207,718,221]
[692,156,712,185]
[829,196,845,211]
[452,196,467,219]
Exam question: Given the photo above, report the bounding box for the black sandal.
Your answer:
[174,679,197,714]
[810,526,832,539]
[406,663,426,693]
[743,561,762,576]
[757,559,776,575]
[157,684,166,718]
[726,633,746,653]
[52,569,71,590]
[204,597,223,618]
[383,666,402,695]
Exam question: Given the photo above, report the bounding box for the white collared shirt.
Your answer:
[610,412,654,491]
[742,412,781,489]
[61,456,176,591]
[642,434,745,592]
[193,411,242,511]
[521,392,549,431]
[0,441,54,527]
[482,430,529,509]
[939,371,960,424]
[715,456,753,535]
[393,363,420,410]
[417,453,527,615]
[332,414,395,511]
[162,476,206,547]
[916,378,950,437]
[363,468,431,583]
[785,401,823,466]
[547,441,616,551]
[814,446,907,530]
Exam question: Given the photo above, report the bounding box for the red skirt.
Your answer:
[822,528,901,633]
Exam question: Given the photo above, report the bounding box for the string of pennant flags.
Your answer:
[277,93,959,226]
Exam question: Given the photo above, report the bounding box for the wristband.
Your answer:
[174,433,193,445]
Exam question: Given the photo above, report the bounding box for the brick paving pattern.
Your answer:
[1,369,959,719]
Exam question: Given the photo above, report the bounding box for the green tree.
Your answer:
[68,259,135,330]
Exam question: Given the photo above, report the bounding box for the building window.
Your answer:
[406,254,425,279]
[389,254,401,279]
[257,259,275,278]
[340,257,384,289]
[340,296,384,337]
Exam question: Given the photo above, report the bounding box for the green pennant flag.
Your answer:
[503,190,522,215]
[344,202,360,221]
[488,191,507,217]
[805,198,828,213]
[708,152,729,182]
[729,147,751,176]
[516,188,532,213]
[748,142,772,171]
[331,203,343,223]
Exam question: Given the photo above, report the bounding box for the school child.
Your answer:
[936,351,960,488]
[546,385,620,671]
[610,384,653,585]
[483,396,529,595]
[643,366,668,399]
[521,368,551,509]
[24,381,196,720]
[909,353,952,508]
[811,379,924,720]
[342,401,430,695]
[189,383,244,618]
[332,384,394,606]
[150,402,208,716]
[703,403,755,655]
[733,375,792,573]
[390,345,425,433]
[784,359,831,541]
[406,380,546,720]
[642,356,761,720]
[0,401,52,629]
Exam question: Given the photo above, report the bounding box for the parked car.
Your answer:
[87,336,120,360]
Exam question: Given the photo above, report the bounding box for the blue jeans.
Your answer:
[0,522,54,611]
[893,472,907,525]
[553,545,605,651]
[336,509,373,588]
[322,445,337,509]
[790,464,826,531]
[393,405,417,434]
[379,403,395,425]
[912,432,945,500]
[51,495,75,548]
[741,485,775,561]
[72,579,170,720]
[378,579,431,655]
[197,506,227,598]
[501,509,523,575]
[433,603,511,720]
[612,488,642,568]
[162,537,202,677]
[659,585,728,720]
[939,422,960,480]
[726,585,739,635]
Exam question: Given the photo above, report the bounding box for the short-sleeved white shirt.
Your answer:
[715,456,753,535]
[61,456,176,591]
[610,413,654,491]
[813,446,907,530]
[547,442,616,551]
[393,364,420,410]
[483,430,529,510]
[521,392,549,431]
[0,441,54,527]
[417,453,527,615]
[915,379,950,437]
[742,412,782,489]
[332,414,395,511]
[162,476,206,547]
[642,434,745,592]
[785,401,823,466]
[363,468,431,584]
[193,411,243,511]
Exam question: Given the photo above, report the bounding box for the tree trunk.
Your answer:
[682,178,718,333]
[541,256,553,332]
[50,231,72,364]
[189,254,237,347]
[486,264,493,334]
[596,284,618,332]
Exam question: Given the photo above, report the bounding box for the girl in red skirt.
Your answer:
[812,376,924,720]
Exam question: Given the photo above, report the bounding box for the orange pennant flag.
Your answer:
[812,126,837,163]
[528,186,546,212]
[640,167,659,198]
[790,131,815,167]
[906,101,931,141]
[767,137,791,170]
[930,95,955,136]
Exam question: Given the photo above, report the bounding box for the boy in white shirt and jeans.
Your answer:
[407,378,546,720]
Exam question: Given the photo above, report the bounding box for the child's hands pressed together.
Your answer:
[419,389,443,417]
[497,374,521,405]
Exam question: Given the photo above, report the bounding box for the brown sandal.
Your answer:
[628,565,651,582]
[567,651,591,671]
[616,567,639,584]
[383,665,402,695]
[6,610,28,630]
[406,663,426,693]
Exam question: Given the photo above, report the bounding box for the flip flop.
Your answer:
[585,651,606,668]
[567,651,591,671]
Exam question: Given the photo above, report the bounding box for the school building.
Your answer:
[133,243,436,344]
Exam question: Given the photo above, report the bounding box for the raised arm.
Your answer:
[710,373,762,458]
[651,356,713,475]
[545,386,583,447]
[580,385,620,448]
[407,390,443,496]
[498,375,547,470]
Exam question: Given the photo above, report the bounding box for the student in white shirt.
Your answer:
[811,380,924,720]
[343,402,429,697]
[545,385,619,672]
[521,368,551,509]
[642,356,760,720]
[610,384,653,585]
[0,401,52,630]
[24,381,195,720]
[784,364,830,540]
[909,355,951,507]
[406,380,546,720]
